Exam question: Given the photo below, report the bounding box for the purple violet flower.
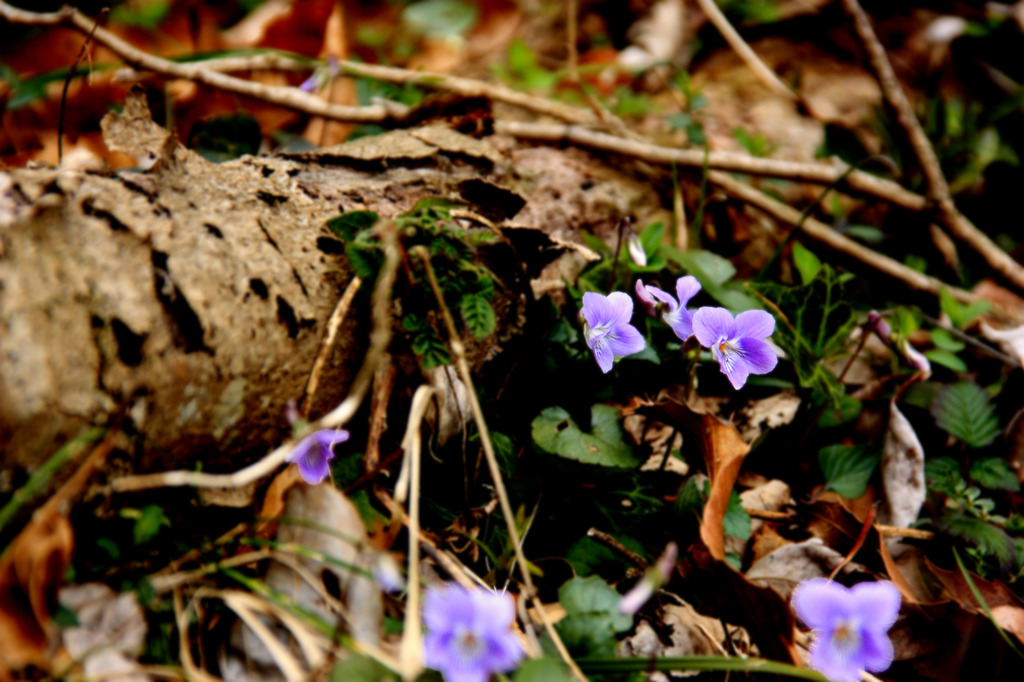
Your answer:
[692,307,778,389]
[636,276,701,340]
[792,579,901,682]
[580,291,646,373]
[423,584,523,682]
[285,429,349,484]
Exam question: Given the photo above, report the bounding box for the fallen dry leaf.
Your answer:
[0,511,72,674]
[881,400,926,529]
[746,538,853,602]
[927,558,1024,646]
[59,583,148,682]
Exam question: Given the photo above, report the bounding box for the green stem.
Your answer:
[0,427,106,537]
[578,656,828,680]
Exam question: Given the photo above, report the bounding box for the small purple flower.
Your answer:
[792,579,900,682]
[580,292,646,373]
[636,276,701,340]
[423,584,523,682]
[285,429,349,484]
[692,307,778,389]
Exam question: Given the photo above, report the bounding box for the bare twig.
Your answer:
[0,1,405,123]
[301,276,362,417]
[587,528,649,569]
[876,525,934,540]
[842,0,1024,294]
[497,120,929,211]
[707,171,1018,317]
[111,225,399,492]
[59,9,106,163]
[692,0,795,99]
[415,248,584,680]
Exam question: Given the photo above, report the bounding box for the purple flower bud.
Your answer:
[299,74,319,93]
[619,542,678,615]
[285,429,349,484]
[423,584,523,682]
[635,276,701,340]
[792,579,900,682]
[692,307,778,389]
[580,292,646,373]
[867,310,892,341]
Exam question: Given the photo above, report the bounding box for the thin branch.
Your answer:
[707,171,1019,319]
[301,276,362,417]
[692,0,795,99]
[59,9,106,163]
[415,248,585,681]
[841,0,1024,294]
[0,1,405,123]
[496,120,929,211]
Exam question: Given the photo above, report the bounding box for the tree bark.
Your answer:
[0,91,667,476]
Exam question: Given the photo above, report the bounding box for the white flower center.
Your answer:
[829,618,862,659]
[713,339,739,368]
[453,625,486,662]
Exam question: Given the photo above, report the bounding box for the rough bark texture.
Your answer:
[0,91,667,476]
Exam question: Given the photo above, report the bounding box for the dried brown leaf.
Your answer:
[927,559,1024,646]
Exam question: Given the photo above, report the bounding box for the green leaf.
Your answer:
[931,328,966,352]
[558,576,633,632]
[460,293,496,340]
[670,249,735,285]
[326,211,378,240]
[401,0,478,39]
[531,405,640,468]
[349,489,388,531]
[133,504,170,545]
[723,491,751,541]
[110,0,170,29]
[925,350,968,372]
[639,221,665,259]
[566,537,635,577]
[926,456,962,483]
[513,657,572,682]
[753,265,856,406]
[819,443,880,499]
[555,576,633,656]
[970,458,1021,492]
[330,653,399,682]
[931,382,1001,448]
[663,247,762,310]
[938,513,1016,572]
[791,243,822,285]
[754,264,855,359]
[554,613,619,657]
[96,537,121,560]
[940,287,992,330]
[345,242,384,279]
[817,394,862,428]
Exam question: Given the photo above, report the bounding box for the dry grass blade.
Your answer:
[415,248,584,680]
[397,386,435,681]
[222,591,308,682]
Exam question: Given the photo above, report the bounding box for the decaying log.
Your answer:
[0,91,668,476]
